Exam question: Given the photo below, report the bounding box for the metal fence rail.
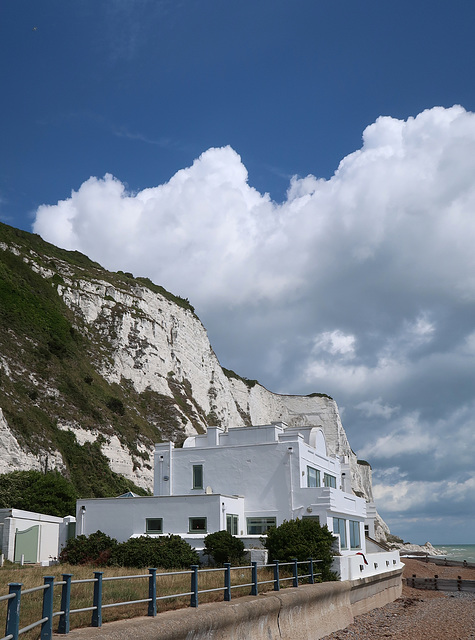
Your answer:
[1,557,322,640]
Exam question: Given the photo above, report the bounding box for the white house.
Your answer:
[77,422,376,558]
[0,509,75,565]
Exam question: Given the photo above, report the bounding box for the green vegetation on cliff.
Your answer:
[0,221,196,499]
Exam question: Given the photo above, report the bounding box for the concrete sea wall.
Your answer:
[58,567,403,640]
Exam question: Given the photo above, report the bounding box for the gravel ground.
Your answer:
[321,558,475,640]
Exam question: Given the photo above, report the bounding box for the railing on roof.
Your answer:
[1,558,322,640]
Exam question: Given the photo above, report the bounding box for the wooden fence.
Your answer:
[406,574,475,593]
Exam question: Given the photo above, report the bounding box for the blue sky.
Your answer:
[2,1,475,545]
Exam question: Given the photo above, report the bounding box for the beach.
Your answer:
[321,558,475,640]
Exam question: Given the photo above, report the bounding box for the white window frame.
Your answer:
[226,514,239,536]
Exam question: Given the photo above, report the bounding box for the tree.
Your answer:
[203,530,245,566]
[0,470,77,517]
[263,518,338,581]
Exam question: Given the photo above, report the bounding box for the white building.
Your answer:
[77,422,375,558]
[0,509,75,565]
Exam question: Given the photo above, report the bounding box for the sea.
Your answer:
[432,544,475,563]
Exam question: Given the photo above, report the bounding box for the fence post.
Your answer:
[58,574,72,634]
[292,559,299,588]
[40,576,55,640]
[148,569,157,616]
[91,571,103,627]
[273,560,280,591]
[5,583,22,640]
[308,558,314,584]
[251,561,258,596]
[434,574,438,591]
[457,575,462,592]
[190,566,199,608]
[223,564,231,601]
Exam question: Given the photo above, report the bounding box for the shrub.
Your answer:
[60,532,199,568]
[59,530,118,565]
[263,518,338,582]
[110,535,199,569]
[203,530,245,566]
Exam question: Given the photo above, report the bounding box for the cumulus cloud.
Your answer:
[312,330,356,359]
[373,474,475,518]
[33,105,475,542]
[34,106,475,312]
[360,412,436,459]
[355,398,399,420]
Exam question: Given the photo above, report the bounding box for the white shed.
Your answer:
[0,509,75,565]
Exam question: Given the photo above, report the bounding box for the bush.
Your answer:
[263,518,338,582]
[203,530,245,566]
[110,535,199,569]
[59,530,118,565]
[60,531,199,569]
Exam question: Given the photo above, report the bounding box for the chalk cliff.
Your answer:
[0,223,388,539]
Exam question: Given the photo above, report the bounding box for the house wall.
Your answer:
[77,494,244,543]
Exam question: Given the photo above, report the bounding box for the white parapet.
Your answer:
[332,550,402,581]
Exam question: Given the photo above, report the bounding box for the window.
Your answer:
[302,515,320,525]
[333,517,347,549]
[145,518,163,534]
[192,464,203,489]
[246,517,276,535]
[323,473,336,488]
[349,520,361,549]
[189,517,207,532]
[226,514,239,536]
[307,466,320,488]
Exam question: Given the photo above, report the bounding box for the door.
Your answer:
[14,526,39,563]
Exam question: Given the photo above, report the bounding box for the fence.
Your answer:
[406,574,475,593]
[420,556,475,569]
[1,558,321,640]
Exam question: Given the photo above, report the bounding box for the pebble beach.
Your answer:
[321,558,475,640]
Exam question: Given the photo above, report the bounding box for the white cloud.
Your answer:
[355,398,399,420]
[34,106,475,313]
[360,412,435,459]
[373,474,475,516]
[312,330,356,358]
[32,105,475,541]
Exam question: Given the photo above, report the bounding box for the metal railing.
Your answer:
[1,558,321,640]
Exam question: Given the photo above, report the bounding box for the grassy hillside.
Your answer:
[0,222,197,498]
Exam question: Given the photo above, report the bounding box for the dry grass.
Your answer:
[0,562,293,639]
